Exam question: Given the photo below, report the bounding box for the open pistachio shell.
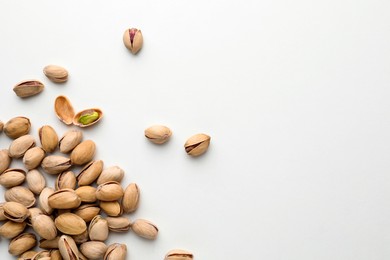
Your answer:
[54,96,75,125]
[73,108,103,128]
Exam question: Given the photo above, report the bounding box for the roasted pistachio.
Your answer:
[39,237,60,249]
[5,186,36,208]
[8,135,36,158]
[96,181,124,201]
[73,204,100,222]
[89,215,108,241]
[48,189,81,209]
[106,217,131,232]
[70,140,96,165]
[0,149,11,173]
[80,241,108,260]
[41,155,71,174]
[38,125,59,153]
[9,233,37,256]
[3,201,30,222]
[31,214,57,240]
[13,80,44,98]
[96,166,124,185]
[122,183,140,213]
[26,169,46,195]
[75,186,97,203]
[99,201,122,217]
[0,168,26,188]
[72,229,89,245]
[43,65,68,83]
[145,125,172,144]
[0,220,26,239]
[59,129,83,153]
[73,109,103,128]
[39,187,55,215]
[184,133,211,156]
[123,28,143,54]
[104,243,127,260]
[77,160,103,186]
[58,235,79,260]
[23,147,45,170]
[55,213,87,235]
[165,249,194,260]
[55,171,76,190]
[131,219,158,239]
[4,116,31,139]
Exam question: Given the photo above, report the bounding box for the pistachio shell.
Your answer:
[39,237,60,249]
[96,166,124,185]
[9,135,36,158]
[39,187,55,215]
[106,217,131,232]
[3,201,30,222]
[5,186,36,208]
[123,28,143,54]
[73,108,103,127]
[72,229,89,245]
[13,80,44,98]
[20,250,38,259]
[55,171,76,190]
[75,186,97,203]
[55,213,87,235]
[54,96,75,125]
[50,249,62,260]
[95,181,124,201]
[27,208,44,226]
[0,220,26,239]
[145,125,172,144]
[4,116,31,139]
[31,250,50,260]
[26,169,46,195]
[70,140,96,165]
[43,65,68,83]
[0,168,26,188]
[89,215,108,241]
[59,129,83,153]
[23,147,45,170]
[122,183,140,213]
[9,233,37,256]
[165,249,194,260]
[80,241,107,260]
[38,125,59,153]
[77,160,103,186]
[73,204,100,222]
[58,235,79,260]
[104,243,127,260]
[41,155,71,174]
[184,133,211,156]
[99,201,122,217]
[31,214,57,240]
[0,149,11,173]
[0,120,3,132]
[48,189,81,209]
[131,219,158,239]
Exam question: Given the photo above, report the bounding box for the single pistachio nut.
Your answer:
[4,116,31,139]
[96,166,124,185]
[48,189,81,209]
[31,250,50,260]
[41,155,71,174]
[31,214,57,240]
[0,168,26,188]
[55,171,76,190]
[39,237,60,249]
[0,203,6,221]
[38,125,59,153]
[70,140,96,165]
[96,181,124,201]
[73,109,103,128]
[131,219,158,240]
[123,28,143,54]
[99,201,122,217]
[104,243,127,260]
[5,186,36,208]
[8,134,36,158]
[13,80,44,98]
[9,233,37,256]
[106,217,131,232]
[39,187,55,215]
[145,125,172,144]
[23,147,45,170]
[27,207,44,226]
[54,95,75,125]
[184,133,211,156]
[80,241,108,260]
[165,249,194,260]
[20,250,38,259]
[26,169,46,195]
[0,220,26,239]
[73,204,100,222]
[75,186,97,203]
[77,160,103,186]
[0,149,11,173]
[72,229,89,245]
[55,213,87,235]
[50,249,62,260]
[3,201,30,222]
[59,129,83,153]
[122,183,140,213]
[43,65,68,83]
[89,215,109,241]
[58,235,79,260]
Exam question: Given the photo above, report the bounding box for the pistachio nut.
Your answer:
[31,214,57,240]
[0,149,11,173]
[23,147,45,170]
[73,204,100,222]
[8,134,36,158]
[95,181,124,201]
[106,217,131,232]
[72,229,89,245]
[77,160,103,186]
[89,215,109,241]
[59,129,83,153]
[41,155,71,174]
[131,219,158,240]
[31,250,50,260]
[13,80,44,98]
[38,125,59,153]
[54,96,75,125]
[4,116,31,139]
[80,241,108,260]
[96,166,124,185]
[104,243,127,260]
[184,133,211,156]
[165,249,194,260]
[49,249,62,260]
[73,109,103,128]
[123,28,143,54]
[43,65,68,83]
[3,201,30,222]
[55,171,76,190]
[58,235,79,260]
[27,207,44,226]
[0,220,26,239]
[145,125,172,144]
[55,213,87,235]
[0,168,26,188]
[9,233,37,256]
[0,120,3,132]
[70,140,96,165]
[122,183,140,213]
[26,169,46,195]
[0,203,6,221]
[5,186,36,208]
[75,186,97,203]
[39,187,55,215]
[99,201,122,217]
[39,237,60,249]
[48,189,81,209]
[20,250,38,259]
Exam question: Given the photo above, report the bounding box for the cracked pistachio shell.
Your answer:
[96,166,124,185]
[39,125,59,153]
[55,171,76,190]
[104,243,127,260]
[41,155,71,174]
[75,186,97,203]
[89,215,108,241]
[70,140,96,165]
[39,236,60,249]
[39,187,55,215]
[26,169,46,195]
[5,186,36,208]
[96,181,124,201]
[131,219,158,240]
[59,129,83,153]
[9,233,37,256]
[123,28,143,54]
[80,241,108,260]
[54,96,75,125]
[0,168,26,188]
[73,109,103,128]
[99,201,122,217]
[77,160,103,186]
[0,220,26,239]
[4,116,31,139]
[9,135,36,158]
[43,65,68,83]
[165,249,194,260]
[55,213,87,235]
[184,133,211,156]
[31,214,57,240]
[13,80,44,98]
[106,217,131,232]
[0,149,11,173]
[23,147,45,170]
[48,189,81,209]
[73,204,100,222]
[58,235,79,260]
[3,201,30,222]
[122,183,140,213]
[145,125,172,144]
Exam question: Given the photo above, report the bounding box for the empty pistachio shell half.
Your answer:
[54,95,75,125]
[43,65,68,83]
[73,108,103,127]
[184,133,211,156]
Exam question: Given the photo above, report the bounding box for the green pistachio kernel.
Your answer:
[78,111,99,125]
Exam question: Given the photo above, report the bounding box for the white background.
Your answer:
[0,0,390,259]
